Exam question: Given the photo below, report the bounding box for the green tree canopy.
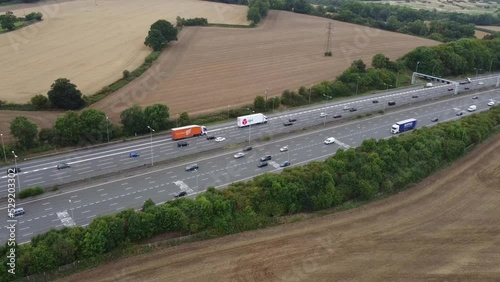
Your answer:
[0,11,16,31]
[144,104,170,131]
[120,105,146,136]
[10,116,38,149]
[47,78,85,110]
[54,111,81,145]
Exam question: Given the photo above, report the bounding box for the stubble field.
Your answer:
[61,133,500,282]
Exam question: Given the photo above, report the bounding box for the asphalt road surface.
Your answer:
[0,75,498,197]
[1,85,499,244]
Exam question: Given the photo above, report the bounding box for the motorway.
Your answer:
[1,85,499,244]
[0,75,499,198]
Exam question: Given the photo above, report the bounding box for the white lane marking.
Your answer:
[110,203,117,206]
[81,210,91,214]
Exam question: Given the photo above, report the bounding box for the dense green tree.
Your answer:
[30,94,50,109]
[79,109,107,143]
[39,127,56,143]
[54,111,81,145]
[10,116,38,149]
[142,198,155,212]
[253,95,266,112]
[177,111,191,127]
[0,11,16,31]
[144,28,166,51]
[247,6,261,23]
[144,104,170,131]
[47,78,85,110]
[120,105,146,136]
[372,53,389,69]
[150,20,178,42]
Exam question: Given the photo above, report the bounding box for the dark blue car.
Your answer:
[129,152,139,158]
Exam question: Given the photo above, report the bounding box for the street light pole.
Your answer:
[106,116,110,143]
[227,105,230,119]
[246,108,254,145]
[475,68,482,78]
[69,199,74,219]
[355,76,359,96]
[12,151,21,192]
[147,126,155,166]
[415,61,420,73]
[1,133,6,163]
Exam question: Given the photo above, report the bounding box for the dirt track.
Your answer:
[61,134,500,281]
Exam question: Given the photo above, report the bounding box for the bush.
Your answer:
[179,17,208,26]
[25,12,43,21]
[19,186,44,199]
[31,94,50,109]
[122,70,130,79]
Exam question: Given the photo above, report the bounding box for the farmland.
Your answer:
[379,0,499,14]
[0,0,248,104]
[0,1,438,140]
[61,133,500,282]
[92,10,438,121]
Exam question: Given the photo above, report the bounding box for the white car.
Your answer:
[324,137,336,145]
[234,152,245,159]
[215,137,226,142]
[487,101,495,106]
[319,112,328,118]
[478,81,484,85]
[280,145,289,152]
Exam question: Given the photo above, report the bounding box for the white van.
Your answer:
[467,105,477,112]
[13,208,25,217]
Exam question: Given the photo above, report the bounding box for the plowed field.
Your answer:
[93,10,439,120]
[61,134,500,281]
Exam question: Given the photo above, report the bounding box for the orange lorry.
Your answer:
[171,125,207,140]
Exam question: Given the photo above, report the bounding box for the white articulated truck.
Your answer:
[391,118,417,134]
[237,113,267,127]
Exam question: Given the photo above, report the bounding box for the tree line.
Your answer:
[209,0,499,41]
[4,36,499,161]
[251,37,499,111]
[2,103,498,280]
[1,11,43,31]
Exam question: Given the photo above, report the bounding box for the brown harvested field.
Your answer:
[93,10,439,120]
[478,25,500,32]
[61,134,500,282]
[0,0,248,104]
[475,29,490,39]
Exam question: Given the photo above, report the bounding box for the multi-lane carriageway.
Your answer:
[1,75,499,197]
[1,76,499,243]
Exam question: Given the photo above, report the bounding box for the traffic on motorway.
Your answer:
[1,83,499,243]
[1,75,498,197]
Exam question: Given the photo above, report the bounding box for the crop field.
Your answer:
[61,133,500,282]
[0,0,248,104]
[380,0,499,14]
[478,25,500,31]
[0,1,438,141]
[92,10,438,120]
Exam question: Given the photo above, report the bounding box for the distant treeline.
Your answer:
[0,0,39,3]
[206,0,499,41]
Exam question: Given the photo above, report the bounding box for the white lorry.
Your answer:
[237,113,267,127]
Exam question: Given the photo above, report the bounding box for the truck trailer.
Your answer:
[459,78,472,85]
[391,118,417,134]
[237,113,267,127]
[171,125,207,140]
